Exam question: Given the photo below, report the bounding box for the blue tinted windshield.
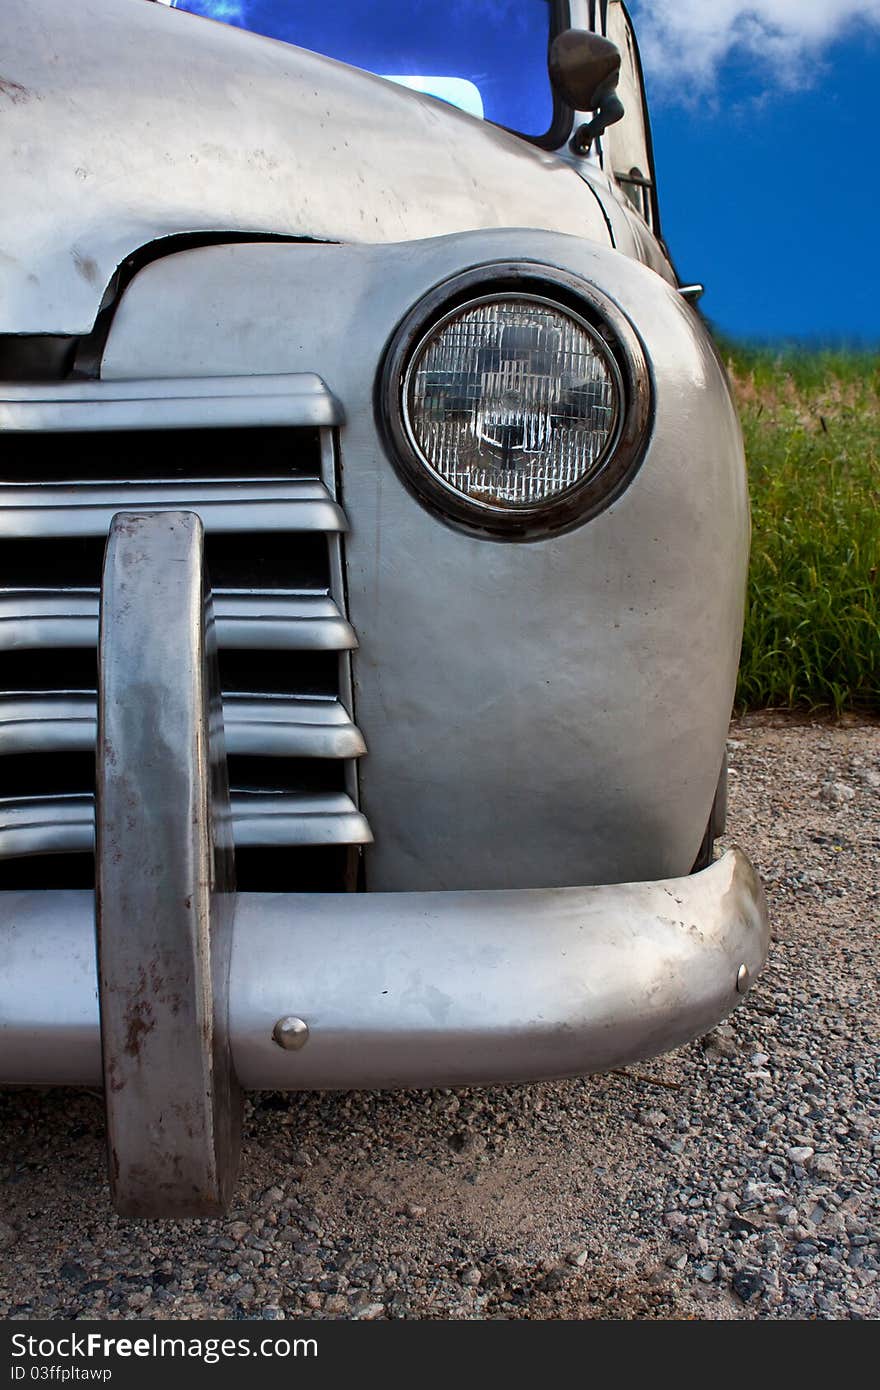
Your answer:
[168,1,556,137]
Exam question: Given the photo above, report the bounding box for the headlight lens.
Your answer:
[403,295,622,511]
[381,267,652,540]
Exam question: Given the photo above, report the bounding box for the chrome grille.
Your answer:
[0,373,371,890]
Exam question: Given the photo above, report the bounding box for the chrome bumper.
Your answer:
[0,512,769,1214]
[0,846,768,1089]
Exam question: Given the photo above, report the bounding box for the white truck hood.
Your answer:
[0,0,611,336]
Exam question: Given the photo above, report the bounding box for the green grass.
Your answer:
[723,344,880,713]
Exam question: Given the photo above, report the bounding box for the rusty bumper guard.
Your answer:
[0,514,769,1216]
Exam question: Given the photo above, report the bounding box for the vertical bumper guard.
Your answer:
[97,511,241,1216]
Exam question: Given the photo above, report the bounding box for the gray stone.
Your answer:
[352,1301,385,1320]
[787,1146,815,1164]
[564,1249,589,1268]
[732,1269,769,1303]
[703,1030,738,1059]
[811,1154,840,1178]
[819,780,856,806]
[664,1212,689,1234]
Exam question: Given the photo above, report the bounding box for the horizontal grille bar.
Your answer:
[0,589,357,652]
[0,795,95,858]
[0,694,94,756]
[0,479,346,538]
[225,697,366,760]
[0,373,344,433]
[0,790,372,857]
[0,693,366,761]
[230,791,372,848]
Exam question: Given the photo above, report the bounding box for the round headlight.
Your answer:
[404,296,622,511]
[381,268,651,539]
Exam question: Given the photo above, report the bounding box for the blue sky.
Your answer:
[630,1,880,344]
[167,1,878,345]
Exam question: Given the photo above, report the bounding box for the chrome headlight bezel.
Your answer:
[378,263,653,541]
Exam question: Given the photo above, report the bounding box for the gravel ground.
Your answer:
[1,714,878,1321]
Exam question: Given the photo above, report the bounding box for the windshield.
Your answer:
[164,1,559,139]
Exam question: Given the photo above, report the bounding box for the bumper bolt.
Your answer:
[272,1016,309,1051]
[736,963,750,995]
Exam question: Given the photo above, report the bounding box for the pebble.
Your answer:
[819,779,856,805]
[703,1029,738,1059]
[665,1212,690,1234]
[565,1249,590,1268]
[787,1146,814,1164]
[812,1154,839,1178]
[732,1270,768,1303]
[352,1301,386,1321]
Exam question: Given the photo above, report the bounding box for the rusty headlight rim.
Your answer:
[378,262,653,542]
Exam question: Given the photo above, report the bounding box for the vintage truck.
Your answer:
[0,0,768,1216]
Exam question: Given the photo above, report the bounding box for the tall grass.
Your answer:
[725,344,879,713]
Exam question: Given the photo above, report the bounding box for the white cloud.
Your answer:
[628,0,880,92]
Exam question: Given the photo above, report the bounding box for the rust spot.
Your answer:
[0,76,31,105]
[124,997,155,1058]
[105,1056,126,1093]
[72,249,99,285]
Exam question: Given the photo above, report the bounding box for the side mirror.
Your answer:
[548,29,625,155]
